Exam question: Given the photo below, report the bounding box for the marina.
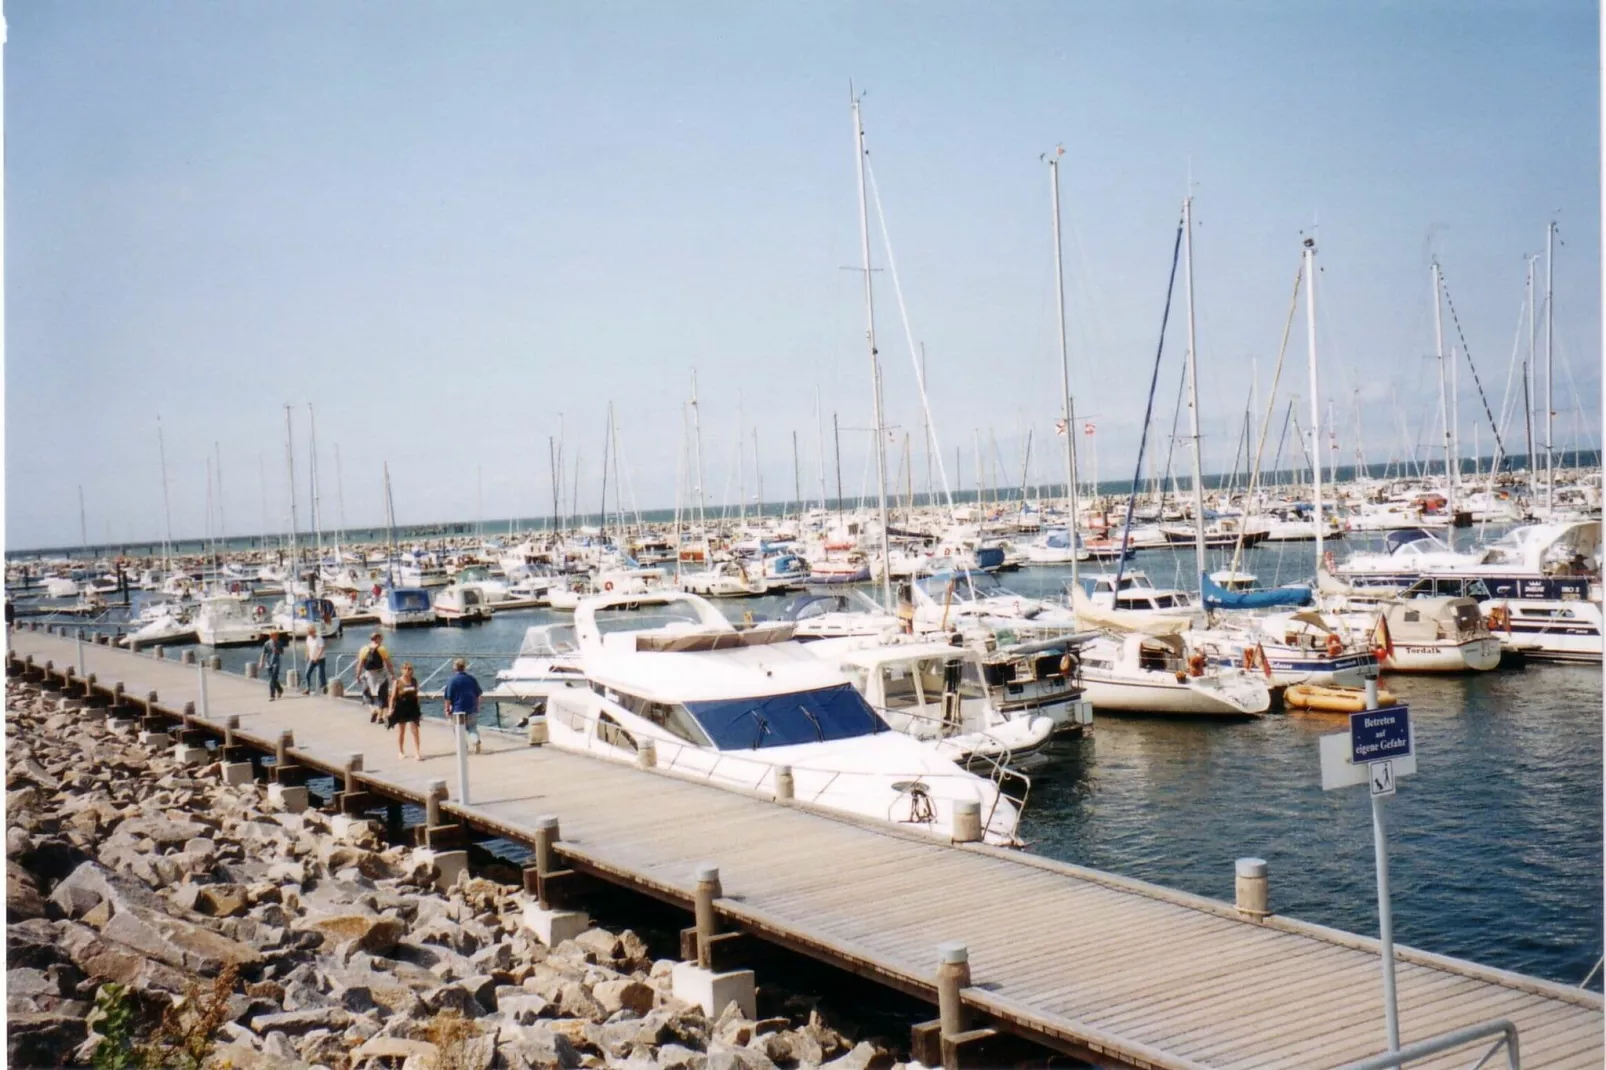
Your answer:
[9,628,1604,1069]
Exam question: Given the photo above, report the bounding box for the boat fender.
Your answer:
[1325,633,1343,658]
[1187,651,1207,678]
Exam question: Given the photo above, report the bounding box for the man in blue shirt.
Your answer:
[258,631,286,701]
[441,658,484,755]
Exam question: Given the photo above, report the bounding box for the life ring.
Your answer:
[1325,633,1343,658]
[603,581,614,592]
[253,605,267,621]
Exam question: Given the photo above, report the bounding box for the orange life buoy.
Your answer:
[1325,633,1343,658]
[253,605,266,621]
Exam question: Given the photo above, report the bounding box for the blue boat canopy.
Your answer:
[1200,571,1313,610]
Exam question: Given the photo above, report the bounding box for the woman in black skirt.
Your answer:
[389,662,424,761]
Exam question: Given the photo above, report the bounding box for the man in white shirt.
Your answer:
[302,626,328,695]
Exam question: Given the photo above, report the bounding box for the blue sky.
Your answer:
[6,1,1600,549]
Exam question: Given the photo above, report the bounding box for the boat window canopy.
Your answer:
[686,685,888,750]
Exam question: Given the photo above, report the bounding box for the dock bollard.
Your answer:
[425,779,448,830]
[154,646,165,660]
[344,752,363,795]
[1235,857,1269,918]
[75,632,86,677]
[937,942,970,1039]
[951,799,982,844]
[636,739,656,770]
[275,730,294,769]
[246,662,259,680]
[694,863,722,969]
[208,655,222,671]
[197,662,209,719]
[533,815,559,908]
[224,715,239,750]
[775,765,794,801]
[182,650,195,665]
[330,679,345,698]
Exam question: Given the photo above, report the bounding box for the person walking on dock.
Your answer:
[442,658,484,755]
[388,662,424,760]
[302,625,327,695]
[356,630,394,723]
[259,630,286,702]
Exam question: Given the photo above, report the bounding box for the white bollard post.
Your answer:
[197,660,209,720]
[453,710,471,806]
[76,631,86,677]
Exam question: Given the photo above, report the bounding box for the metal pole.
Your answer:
[453,709,471,805]
[76,630,86,677]
[1049,152,1080,595]
[1363,676,1399,1056]
[197,659,209,719]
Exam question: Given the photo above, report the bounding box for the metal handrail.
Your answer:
[1331,1018,1519,1070]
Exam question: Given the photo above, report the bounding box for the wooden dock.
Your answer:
[9,628,1602,1069]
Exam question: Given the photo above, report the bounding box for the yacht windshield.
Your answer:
[686,685,888,750]
[918,571,1012,603]
[520,625,579,657]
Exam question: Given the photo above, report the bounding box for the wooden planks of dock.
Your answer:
[9,629,1602,1069]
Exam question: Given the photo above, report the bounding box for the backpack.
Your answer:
[362,645,385,672]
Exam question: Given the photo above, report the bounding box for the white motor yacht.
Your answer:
[271,596,343,638]
[679,560,766,599]
[779,590,902,643]
[1333,597,1501,673]
[541,591,1025,846]
[1484,598,1603,662]
[375,587,436,629]
[910,570,1078,640]
[485,623,588,713]
[194,597,269,647]
[434,583,492,625]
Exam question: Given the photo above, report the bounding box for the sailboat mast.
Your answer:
[283,405,300,588]
[1525,254,1538,505]
[156,417,174,575]
[690,371,707,532]
[382,461,396,587]
[792,430,801,521]
[214,442,227,548]
[1048,150,1081,592]
[599,402,612,543]
[78,485,88,560]
[307,404,324,573]
[852,92,894,606]
[1433,262,1454,548]
[334,443,347,568]
[1544,220,1555,513]
[1303,238,1325,570]
[815,386,828,510]
[752,426,764,520]
[1182,196,1207,593]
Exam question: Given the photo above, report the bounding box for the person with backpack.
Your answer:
[356,630,394,723]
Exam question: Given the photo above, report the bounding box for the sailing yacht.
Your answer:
[541,591,1026,846]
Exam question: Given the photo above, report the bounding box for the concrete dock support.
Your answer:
[636,739,656,769]
[521,814,590,945]
[775,765,794,801]
[672,861,755,1018]
[1236,857,1270,918]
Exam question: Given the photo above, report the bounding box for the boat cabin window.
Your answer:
[594,685,711,747]
[1403,609,1420,623]
[520,626,579,657]
[686,685,888,750]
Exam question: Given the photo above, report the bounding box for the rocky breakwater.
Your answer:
[5,679,904,1070]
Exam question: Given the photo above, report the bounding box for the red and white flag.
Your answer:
[1054,419,1067,437]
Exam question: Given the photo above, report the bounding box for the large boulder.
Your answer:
[101,904,263,976]
[301,914,405,957]
[7,1012,87,1068]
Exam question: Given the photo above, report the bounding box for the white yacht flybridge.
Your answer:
[543,591,1024,846]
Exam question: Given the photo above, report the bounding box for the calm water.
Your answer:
[77,535,1604,989]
